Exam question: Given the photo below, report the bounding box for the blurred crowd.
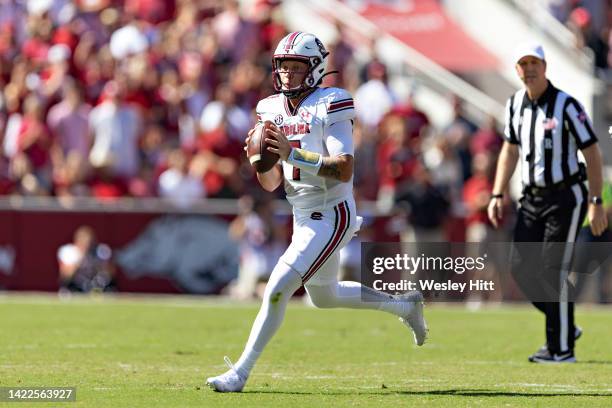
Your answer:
[0,0,505,229]
[540,0,611,73]
[0,0,286,202]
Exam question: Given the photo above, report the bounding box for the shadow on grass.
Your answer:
[244,389,612,398]
[405,389,612,398]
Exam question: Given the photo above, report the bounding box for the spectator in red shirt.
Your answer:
[195,121,244,198]
[251,0,285,53]
[463,151,506,241]
[470,115,502,157]
[16,94,52,184]
[0,154,15,195]
[196,84,245,198]
[125,0,176,25]
[375,113,420,212]
[391,89,431,144]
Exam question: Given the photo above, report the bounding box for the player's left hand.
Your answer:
[244,126,257,155]
[265,125,291,161]
[588,204,608,236]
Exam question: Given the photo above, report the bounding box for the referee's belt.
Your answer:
[523,171,586,197]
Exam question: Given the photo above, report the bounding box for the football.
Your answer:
[247,120,280,173]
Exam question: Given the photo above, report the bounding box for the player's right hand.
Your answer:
[487,197,503,228]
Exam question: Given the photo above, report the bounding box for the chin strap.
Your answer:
[281,89,304,98]
[319,70,339,82]
[282,70,340,97]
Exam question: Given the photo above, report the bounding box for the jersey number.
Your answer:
[289,140,301,181]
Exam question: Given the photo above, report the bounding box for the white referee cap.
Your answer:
[514,43,545,63]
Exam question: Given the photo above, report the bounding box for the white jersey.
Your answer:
[256,87,355,211]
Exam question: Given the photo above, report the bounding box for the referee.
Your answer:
[487,43,608,363]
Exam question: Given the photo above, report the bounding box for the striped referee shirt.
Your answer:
[504,81,598,187]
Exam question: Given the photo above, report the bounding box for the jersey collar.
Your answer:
[522,80,557,108]
[283,88,317,116]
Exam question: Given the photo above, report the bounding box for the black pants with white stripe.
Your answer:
[511,182,588,354]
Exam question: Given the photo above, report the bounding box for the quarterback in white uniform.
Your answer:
[206,32,428,392]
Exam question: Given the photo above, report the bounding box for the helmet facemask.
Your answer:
[272,56,324,98]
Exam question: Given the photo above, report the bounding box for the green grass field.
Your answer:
[1,294,611,407]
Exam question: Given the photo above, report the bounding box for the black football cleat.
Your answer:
[529,349,576,363]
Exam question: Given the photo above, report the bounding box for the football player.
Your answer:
[206,32,428,392]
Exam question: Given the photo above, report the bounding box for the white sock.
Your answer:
[233,261,302,378]
[305,281,411,317]
[234,348,260,378]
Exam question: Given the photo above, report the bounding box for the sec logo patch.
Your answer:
[274,114,284,126]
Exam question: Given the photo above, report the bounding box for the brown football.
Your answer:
[248,120,280,173]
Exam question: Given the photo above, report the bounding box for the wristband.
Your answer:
[491,193,503,199]
[287,148,323,176]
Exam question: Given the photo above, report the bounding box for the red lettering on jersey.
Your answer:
[282,123,310,136]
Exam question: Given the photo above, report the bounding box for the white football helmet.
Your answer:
[272,32,330,98]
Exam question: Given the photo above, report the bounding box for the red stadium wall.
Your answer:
[0,210,179,292]
[0,206,439,294]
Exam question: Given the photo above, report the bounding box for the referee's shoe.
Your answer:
[529,350,576,363]
[528,327,582,363]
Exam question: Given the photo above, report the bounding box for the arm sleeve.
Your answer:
[565,98,598,149]
[503,95,520,145]
[325,88,355,127]
[325,119,354,157]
